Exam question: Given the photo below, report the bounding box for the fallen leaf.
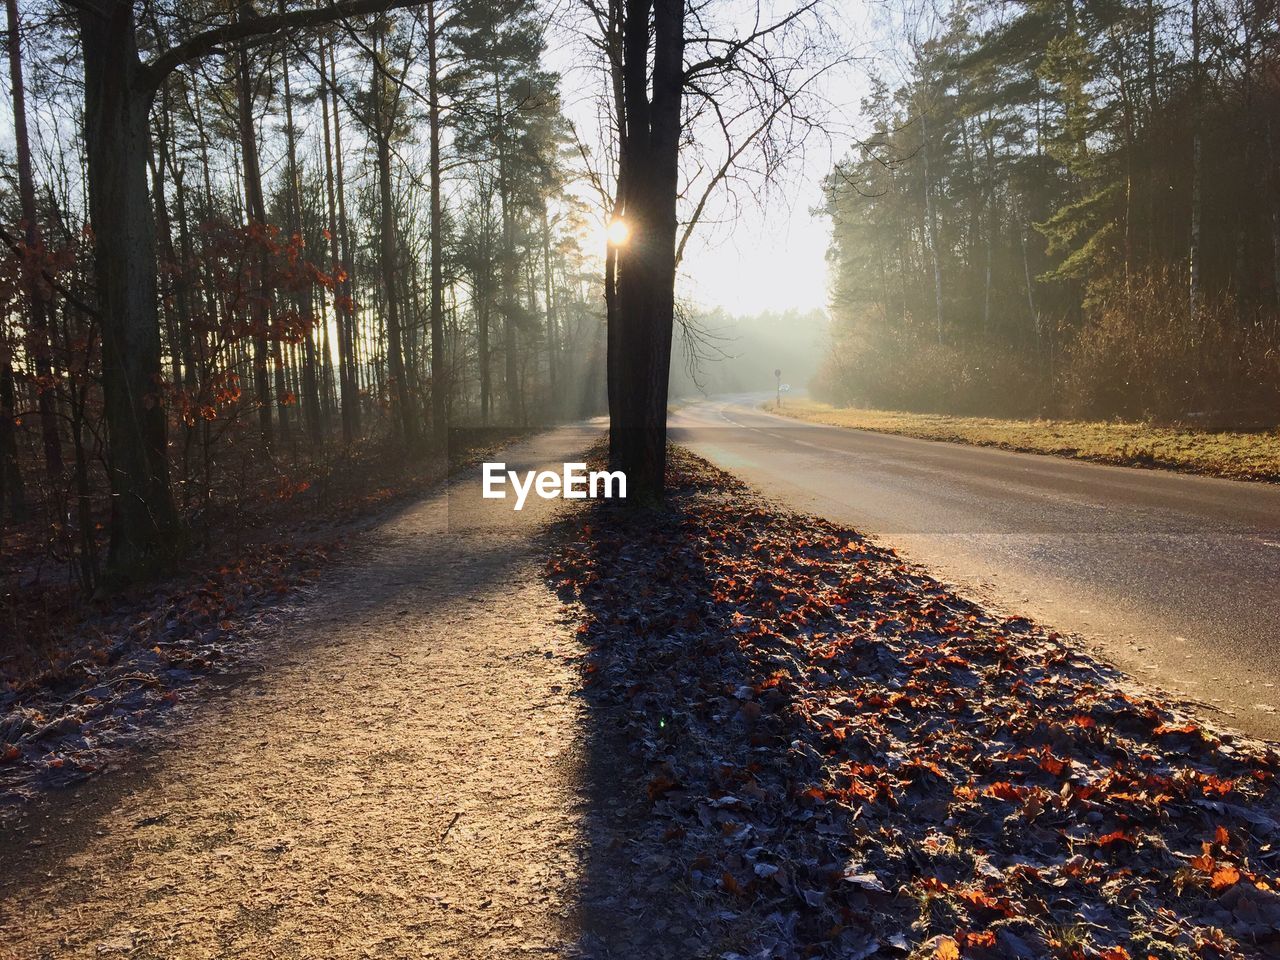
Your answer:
[1211,865,1240,891]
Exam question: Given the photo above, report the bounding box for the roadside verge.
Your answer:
[770,399,1280,483]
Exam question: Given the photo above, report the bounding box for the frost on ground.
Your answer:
[0,543,333,815]
[0,427,598,959]
[3,434,1279,959]
[549,448,1280,960]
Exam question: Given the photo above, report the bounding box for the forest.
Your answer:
[814,0,1280,427]
[5,4,1280,958]
[0,0,611,593]
[0,0,833,598]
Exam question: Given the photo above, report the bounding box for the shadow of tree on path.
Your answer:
[551,449,1280,960]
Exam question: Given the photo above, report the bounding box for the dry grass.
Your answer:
[772,399,1280,483]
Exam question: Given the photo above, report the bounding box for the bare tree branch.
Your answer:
[142,0,427,89]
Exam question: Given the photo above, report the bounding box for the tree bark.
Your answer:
[919,104,944,344]
[478,265,492,425]
[426,0,448,446]
[319,37,358,443]
[0,337,23,523]
[611,0,682,501]
[1268,120,1280,313]
[495,79,519,424]
[7,0,63,481]
[280,24,324,447]
[372,27,418,445]
[603,0,625,462]
[78,0,184,583]
[329,41,362,437]
[542,204,558,401]
[234,11,277,449]
[1188,0,1202,326]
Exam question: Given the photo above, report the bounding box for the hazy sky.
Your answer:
[678,172,836,316]
[553,0,879,319]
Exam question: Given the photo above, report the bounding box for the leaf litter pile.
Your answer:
[548,449,1280,959]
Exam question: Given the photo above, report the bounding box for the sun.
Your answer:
[606,217,631,247]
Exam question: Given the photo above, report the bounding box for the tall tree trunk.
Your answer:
[235,16,276,449]
[279,25,323,447]
[79,0,183,583]
[190,79,224,403]
[495,79,519,424]
[148,145,186,392]
[427,0,448,446]
[612,0,682,501]
[1021,213,1041,357]
[1188,0,1203,326]
[604,236,620,453]
[920,104,944,344]
[542,204,558,401]
[6,0,63,481]
[603,0,625,461]
[1146,0,1159,263]
[981,129,996,334]
[478,273,491,425]
[148,104,199,498]
[329,41,362,437]
[0,337,23,523]
[1115,66,1136,297]
[164,155,198,394]
[319,37,357,443]
[1268,120,1280,313]
[372,34,417,446]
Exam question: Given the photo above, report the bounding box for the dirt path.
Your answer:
[0,427,602,959]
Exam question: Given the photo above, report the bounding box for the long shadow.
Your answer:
[547,465,895,959]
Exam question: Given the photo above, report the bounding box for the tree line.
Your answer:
[0,0,607,590]
[816,0,1280,426]
[1,0,839,595]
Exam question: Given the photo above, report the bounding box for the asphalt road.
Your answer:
[669,394,1280,740]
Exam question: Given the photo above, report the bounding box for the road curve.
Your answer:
[669,395,1280,740]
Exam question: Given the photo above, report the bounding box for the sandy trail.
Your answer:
[0,426,603,959]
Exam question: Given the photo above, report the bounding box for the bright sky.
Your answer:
[551,1,877,319]
[678,173,836,315]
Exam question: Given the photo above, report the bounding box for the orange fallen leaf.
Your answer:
[963,930,996,948]
[1191,842,1215,872]
[646,772,678,801]
[1040,749,1067,776]
[934,937,960,960]
[1153,721,1199,736]
[1211,865,1240,891]
[984,781,1022,802]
